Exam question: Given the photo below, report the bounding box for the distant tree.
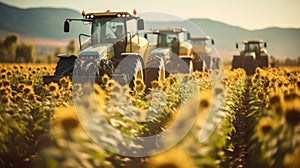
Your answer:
[66,39,75,54]
[0,34,18,62]
[54,47,63,56]
[15,43,34,63]
[284,58,293,66]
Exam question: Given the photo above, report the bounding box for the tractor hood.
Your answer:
[150,48,171,57]
[78,43,114,59]
[245,51,256,59]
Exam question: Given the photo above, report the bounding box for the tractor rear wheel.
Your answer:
[259,55,269,68]
[232,56,241,70]
[114,55,144,89]
[145,55,165,89]
[192,59,205,72]
[245,56,255,75]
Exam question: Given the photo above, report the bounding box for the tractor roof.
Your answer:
[150,28,187,34]
[85,11,138,19]
[191,36,212,40]
[242,40,266,44]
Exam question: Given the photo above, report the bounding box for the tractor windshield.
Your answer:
[245,43,259,53]
[191,39,211,45]
[91,17,126,44]
[157,33,179,48]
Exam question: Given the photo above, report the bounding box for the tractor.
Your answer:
[43,10,165,88]
[191,36,220,70]
[143,28,195,85]
[232,40,270,75]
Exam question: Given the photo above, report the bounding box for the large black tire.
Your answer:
[145,55,165,89]
[204,55,211,70]
[181,57,193,74]
[54,56,77,76]
[245,56,255,75]
[165,55,192,76]
[192,59,205,72]
[259,55,269,68]
[212,57,221,70]
[114,54,144,88]
[232,55,241,70]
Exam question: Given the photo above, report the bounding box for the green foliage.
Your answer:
[15,43,34,63]
[0,34,36,63]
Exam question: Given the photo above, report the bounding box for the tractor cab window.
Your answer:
[126,19,138,37]
[245,43,259,53]
[157,33,179,48]
[92,17,126,44]
[192,39,206,45]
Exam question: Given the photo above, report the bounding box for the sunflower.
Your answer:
[146,147,196,168]
[284,146,300,168]
[199,90,212,110]
[54,106,81,135]
[282,96,300,127]
[102,74,109,85]
[23,85,34,94]
[134,79,146,93]
[284,107,300,127]
[151,81,161,89]
[48,82,59,92]
[255,117,278,141]
[59,77,70,89]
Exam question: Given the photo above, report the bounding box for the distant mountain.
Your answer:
[0,2,89,39]
[145,19,300,59]
[0,2,299,59]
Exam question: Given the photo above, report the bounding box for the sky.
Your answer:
[1,0,299,30]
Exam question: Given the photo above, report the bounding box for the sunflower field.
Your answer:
[0,63,300,168]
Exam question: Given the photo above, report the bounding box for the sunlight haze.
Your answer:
[1,0,299,30]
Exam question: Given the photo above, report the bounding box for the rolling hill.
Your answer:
[0,2,299,60]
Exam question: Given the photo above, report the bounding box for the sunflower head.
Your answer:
[146,147,196,168]
[151,81,161,89]
[23,86,33,94]
[255,117,278,141]
[102,74,109,85]
[48,82,59,92]
[134,79,146,93]
[0,95,10,104]
[269,95,281,105]
[59,77,70,88]
[55,106,81,134]
[284,146,300,168]
[284,107,300,127]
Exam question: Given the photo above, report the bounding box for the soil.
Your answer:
[226,77,253,168]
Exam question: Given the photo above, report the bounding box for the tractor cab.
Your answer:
[237,40,267,59]
[232,40,270,75]
[64,10,145,58]
[43,10,151,86]
[144,28,192,56]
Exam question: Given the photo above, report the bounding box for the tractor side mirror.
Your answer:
[64,20,70,33]
[235,43,238,49]
[137,19,144,30]
[264,42,267,48]
[211,39,215,45]
[144,33,148,39]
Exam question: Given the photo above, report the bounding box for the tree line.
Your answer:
[0,34,76,63]
[0,34,34,63]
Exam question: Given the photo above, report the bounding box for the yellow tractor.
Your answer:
[43,10,164,88]
[232,40,270,75]
[143,28,194,82]
[191,36,220,71]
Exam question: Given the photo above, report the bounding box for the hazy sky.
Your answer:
[1,0,299,30]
